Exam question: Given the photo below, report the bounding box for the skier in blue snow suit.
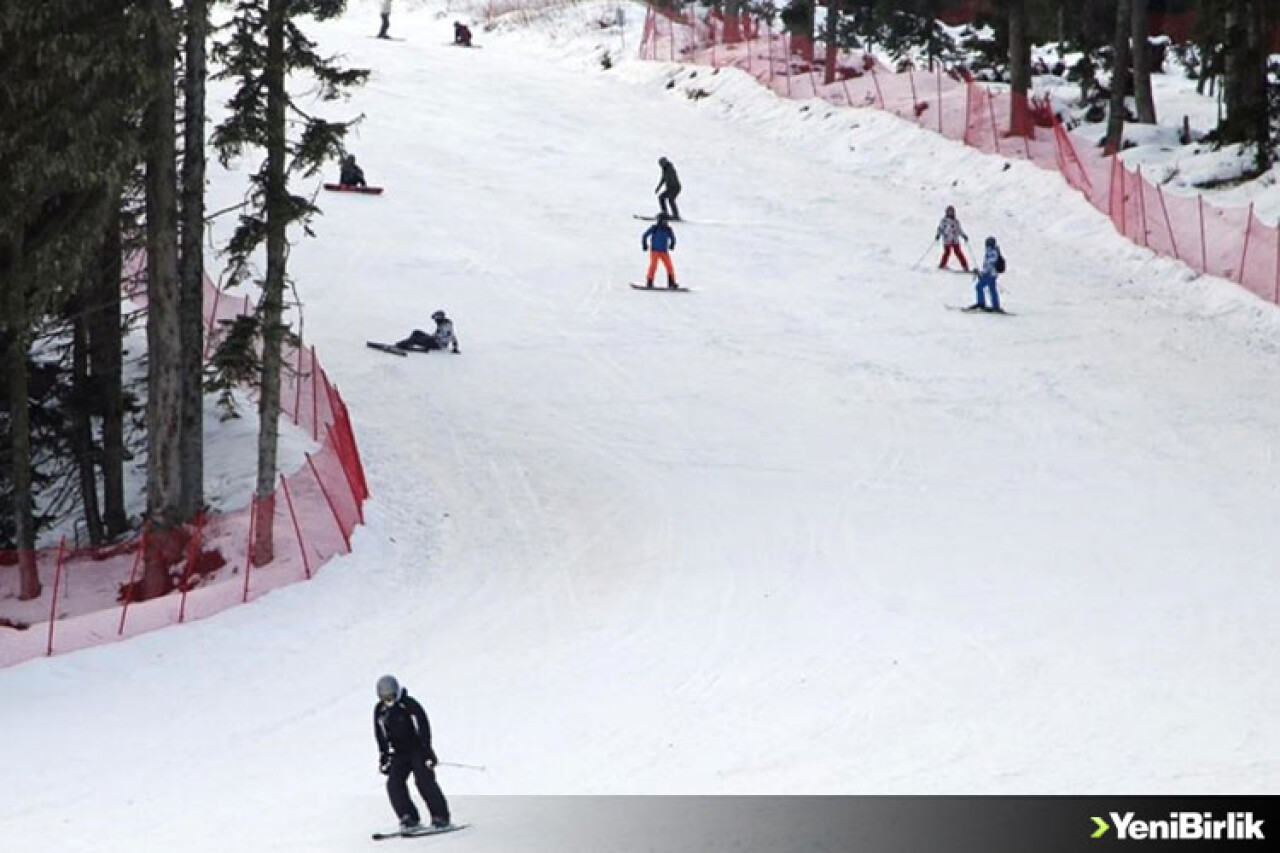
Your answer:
[970,236,1005,312]
[642,213,678,288]
[374,675,452,832]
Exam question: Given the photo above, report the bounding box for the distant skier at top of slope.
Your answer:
[966,236,1007,313]
[654,157,681,221]
[339,154,367,188]
[396,310,461,353]
[453,21,473,47]
[374,675,452,833]
[640,212,679,289]
[377,0,393,39]
[935,205,970,271]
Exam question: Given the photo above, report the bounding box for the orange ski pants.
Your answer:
[646,251,676,283]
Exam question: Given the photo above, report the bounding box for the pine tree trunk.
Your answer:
[253,0,290,567]
[91,202,128,538]
[1105,0,1131,153]
[1008,0,1033,137]
[72,295,106,545]
[823,0,840,85]
[1130,0,1157,123]
[1221,0,1270,173]
[3,230,40,600]
[144,0,187,598]
[178,0,208,520]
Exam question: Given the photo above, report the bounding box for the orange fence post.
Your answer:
[45,538,66,656]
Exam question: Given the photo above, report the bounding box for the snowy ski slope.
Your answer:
[3,3,1278,851]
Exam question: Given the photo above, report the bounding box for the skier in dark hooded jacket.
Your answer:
[374,675,452,832]
[654,157,681,220]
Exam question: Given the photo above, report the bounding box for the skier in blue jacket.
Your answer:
[641,213,678,288]
[968,236,1005,312]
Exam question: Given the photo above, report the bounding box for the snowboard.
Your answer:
[372,824,470,841]
[631,283,690,293]
[323,184,385,195]
[367,341,408,356]
[945,305,1014,316]
[445,42,483,49]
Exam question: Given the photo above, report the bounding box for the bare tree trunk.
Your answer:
[1105,0,1131,153]
[823,0,840,85]
[1130,0,1157,123]
[144,0,187,598]
[1008,0,1033,136]
[253,0,289,566]
[72,291,106,545]
[91,200,128,537]
[3,230,40,600]
[178,0,208,520]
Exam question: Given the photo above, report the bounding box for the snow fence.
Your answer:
[639,5,1280,305]
[0,258,369,667]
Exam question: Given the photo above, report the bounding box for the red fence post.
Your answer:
[1198,195,1208,273]
[280,474,312,581]
[306,453,352,552]
[1237,202,1255,284]
[45,538,66,656]
[907,67,919,122]
[869,61,885,109]
[1274,224,1280,304]
[117,526,146,635]
[293,344,305,424]
[783,34,792,97]
[1156,184,1180,263]
[310,346,319,441]
[986,89,1001,155]
[176,516,205,624]
[1136,166,1150,248]
[242,495,257,603]
[936,67,943,134]
[767,27,774,84]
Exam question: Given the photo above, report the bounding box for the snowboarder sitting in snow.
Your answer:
[935,205,969,271]
[374,675,452,832]
[396,310,460,353]
[453,21,472,47]
[968,236,1006,313]
[641,212,679,289]
[655,156,681,221]
[339,154,367,188]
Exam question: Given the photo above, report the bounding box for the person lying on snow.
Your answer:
[397,310,460,353]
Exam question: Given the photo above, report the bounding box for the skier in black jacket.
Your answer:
[654,156,681,221]
[374,675,451,831]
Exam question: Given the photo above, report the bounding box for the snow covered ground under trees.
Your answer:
[3,2,1278,850]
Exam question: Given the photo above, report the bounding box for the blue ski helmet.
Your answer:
[376,674,400,703]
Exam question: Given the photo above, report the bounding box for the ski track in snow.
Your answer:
[4,3,1280,850]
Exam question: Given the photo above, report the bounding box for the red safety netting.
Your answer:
[639,4,1280,305]
[1,255,369,667]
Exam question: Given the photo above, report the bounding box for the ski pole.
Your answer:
[912,239,938,269]
[437,761,486,772]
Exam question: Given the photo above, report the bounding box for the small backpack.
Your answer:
[995,252,1007,274]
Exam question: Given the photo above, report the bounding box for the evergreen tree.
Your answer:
[0,0,147,598]
[210,0,367,565]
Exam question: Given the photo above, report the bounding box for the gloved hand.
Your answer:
[379,753,392,775]
[426,752,439,769]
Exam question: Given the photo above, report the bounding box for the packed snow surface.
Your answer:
[3,3,1279,851]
